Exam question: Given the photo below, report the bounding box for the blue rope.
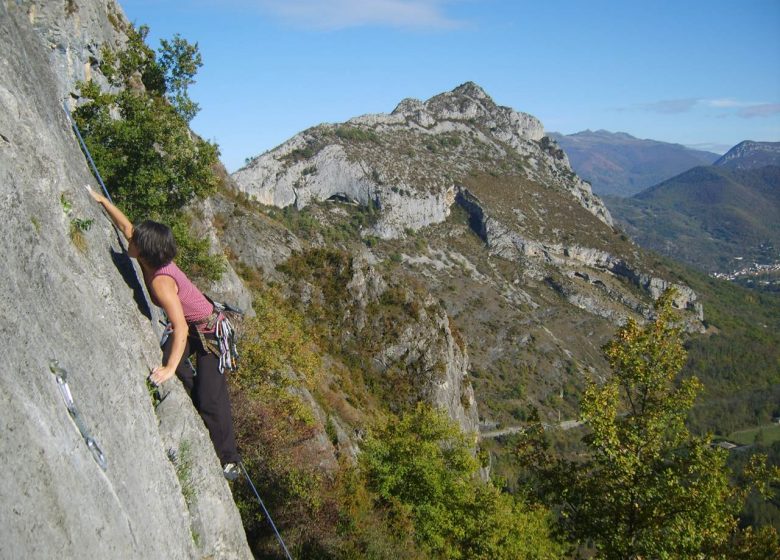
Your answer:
[239,462,294,560]
[62,100,113,203]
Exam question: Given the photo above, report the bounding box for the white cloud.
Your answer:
[638,98,699,114]
[704,98,748,108]
[737,103,780,118]
[636,98,780,119]
[253,0,464,30]
[685,142,731,154]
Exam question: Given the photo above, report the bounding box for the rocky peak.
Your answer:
[391,81,544,142]
[714,140,780,170]
[233,82,606,239]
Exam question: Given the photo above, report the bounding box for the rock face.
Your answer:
[24,0,129,99]
[0,4,251,559]
[233,82,611,238]
[230,80,704,431]
[456,187,704,325]
[346,257,479,436]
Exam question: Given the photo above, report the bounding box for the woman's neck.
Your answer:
[139,259,156,275]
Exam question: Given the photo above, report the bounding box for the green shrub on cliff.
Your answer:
[73,24,223,280]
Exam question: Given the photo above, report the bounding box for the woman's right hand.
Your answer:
[85,184,105,204]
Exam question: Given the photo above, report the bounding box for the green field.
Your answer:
[728,423,780,446]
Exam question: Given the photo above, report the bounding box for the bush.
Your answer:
[229,286,323,554]
[335,125,381,144]
[361,403,563,559]
[73,24,221,279]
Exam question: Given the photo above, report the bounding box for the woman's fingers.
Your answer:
[149,366,174,386]
[84,184,102,202]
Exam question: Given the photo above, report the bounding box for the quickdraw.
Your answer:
[211,300,241,374]
[49,360,108,471]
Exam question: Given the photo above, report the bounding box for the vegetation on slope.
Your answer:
[228,269,563,558]
[605,165,780,274]
[649,255,780,435]
[79,22,779,558]
[516,293,780,558]
[550,130,719,197]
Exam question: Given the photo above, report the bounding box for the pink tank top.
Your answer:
[150,262,214,331]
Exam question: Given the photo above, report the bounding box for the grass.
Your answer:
[727,423,780,446]
[169,440,197,507]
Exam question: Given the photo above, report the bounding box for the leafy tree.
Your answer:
[73,24,223,280]
[158,34,203,122]
[518,290,779,558]
[361,403,563,559]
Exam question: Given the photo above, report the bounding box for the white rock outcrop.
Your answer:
[233,81,612,237]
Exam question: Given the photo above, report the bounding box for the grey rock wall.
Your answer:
[347,257,479,436]
[25,0,129,99]
[0,6,251,559]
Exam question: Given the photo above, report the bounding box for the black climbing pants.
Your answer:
[162,330,241,465]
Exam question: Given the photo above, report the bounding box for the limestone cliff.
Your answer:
[0,3,251,558]
[233,82,611,239]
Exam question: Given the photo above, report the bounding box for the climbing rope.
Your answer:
[49,360,108,471]
[239,462,293,560]
[62,101,113,204]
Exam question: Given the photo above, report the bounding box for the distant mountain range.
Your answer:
[605,141,780,275]
[549,130,720,197]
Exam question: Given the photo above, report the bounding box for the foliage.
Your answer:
[264,200,380,245]
[607,165,780,272]
[170,440,196,507]
[659,259,780,435]
[277,247,354,330]
[361,403,563,559]
[232,286,321,422]
[157,34,203,122]
[69,218,93,253]
[60,193,94,252]
[228,286,325,554]
[169,216,225,282]
[73,23,221,279]
[335,125,381,144]
[517,290,778,558]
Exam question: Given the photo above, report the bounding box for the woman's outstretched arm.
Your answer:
[86,186,134,241]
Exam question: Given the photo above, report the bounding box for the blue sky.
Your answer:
[121,0,780,172]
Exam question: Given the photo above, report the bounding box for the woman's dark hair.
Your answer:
[132,220,177,269]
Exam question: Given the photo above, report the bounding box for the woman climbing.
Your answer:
[88,187,241,480]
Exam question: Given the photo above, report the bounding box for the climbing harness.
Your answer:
[239,462,294,560]
[63,101,113,204]
[49,360,108,471]
[160,299,242,375]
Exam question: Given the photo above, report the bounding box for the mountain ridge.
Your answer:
[229,82,708,435]
[550,129,720,196]
[714,140,780,170]
[606,162,780,274]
